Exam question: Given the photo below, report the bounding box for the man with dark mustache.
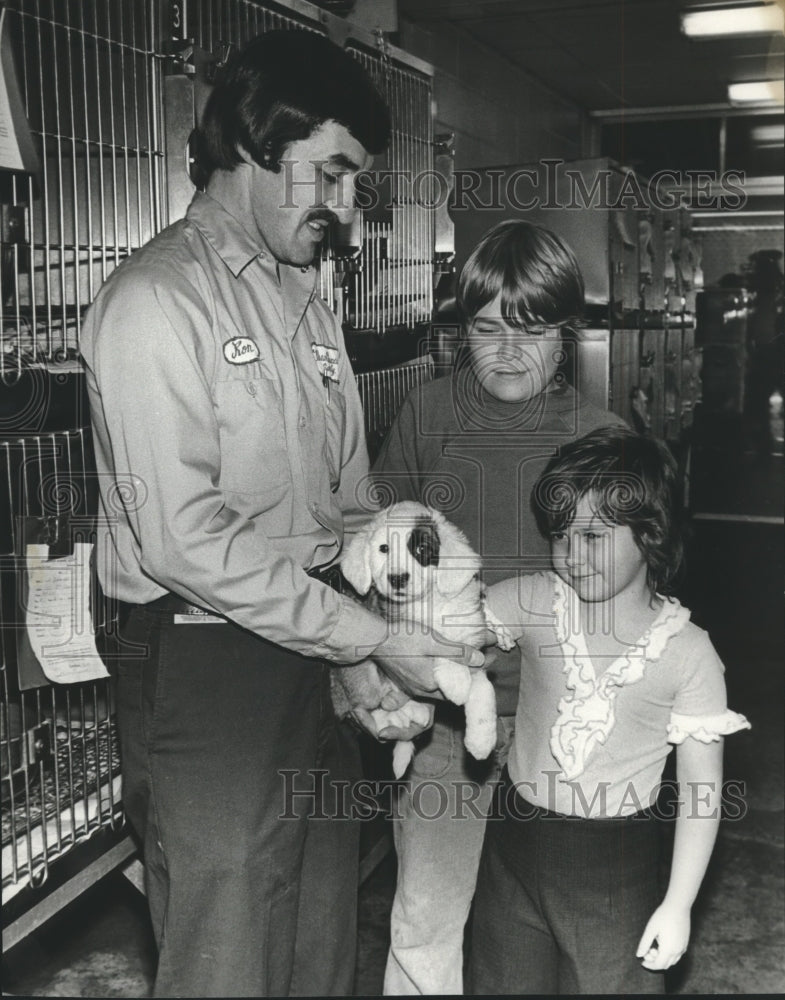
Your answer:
[80,30,482,998]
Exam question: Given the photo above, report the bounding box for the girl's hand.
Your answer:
[636,902,691,970]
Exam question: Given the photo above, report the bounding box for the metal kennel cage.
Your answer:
[1,0,163,943]
[0,0,166,375]
[2,0,439,943]
[355,356,434,463]
[1,430,124,922]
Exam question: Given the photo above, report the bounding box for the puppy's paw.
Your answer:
[405,701,433,728]
[463,672,498,760]
[463,724,497,761]
[392,740,415,778]
[433,659,472,705]
[371,706,407,731]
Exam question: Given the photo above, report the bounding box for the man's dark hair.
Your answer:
[532,426,684,595]
[198,30,391,178]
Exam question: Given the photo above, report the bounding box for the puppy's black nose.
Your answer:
[388,572,410,591]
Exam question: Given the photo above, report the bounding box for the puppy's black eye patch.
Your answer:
[408,520,440,567]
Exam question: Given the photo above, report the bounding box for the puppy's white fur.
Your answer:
[334,502,510,778]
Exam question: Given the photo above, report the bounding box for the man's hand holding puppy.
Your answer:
[372,627,486,699]
[352,704,435,742]
[348,627,484,741]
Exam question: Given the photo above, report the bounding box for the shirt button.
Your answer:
[246,382,257,396]
[299,415,307,427]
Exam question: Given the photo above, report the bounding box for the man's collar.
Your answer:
[185,191,316,287]
[186,191,264,276]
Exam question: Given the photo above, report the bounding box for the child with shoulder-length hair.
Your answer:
[470,426,750,995]
[373,220,625,995]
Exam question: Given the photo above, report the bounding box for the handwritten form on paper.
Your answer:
[25,543,108,684]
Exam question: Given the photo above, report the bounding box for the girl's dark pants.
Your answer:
[469,769,665,995]
[114,605,360,998]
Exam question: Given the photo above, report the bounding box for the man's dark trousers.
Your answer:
[114,606,361,997]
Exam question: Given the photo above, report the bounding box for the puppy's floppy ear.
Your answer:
[341,514,380,595]
[433,514,482,597]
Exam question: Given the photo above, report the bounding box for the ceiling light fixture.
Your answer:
[728,79,785,103]
[681,3,784,37]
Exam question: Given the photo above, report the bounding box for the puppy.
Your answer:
[333,502,513,778]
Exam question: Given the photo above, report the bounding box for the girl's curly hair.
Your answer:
[532,426,685,595]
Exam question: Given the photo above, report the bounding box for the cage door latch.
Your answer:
[26,720,53,767]
[1,204,29,245]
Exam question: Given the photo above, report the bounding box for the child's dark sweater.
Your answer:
[373,369,625,714]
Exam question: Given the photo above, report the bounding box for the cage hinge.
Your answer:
[372,27,392,68]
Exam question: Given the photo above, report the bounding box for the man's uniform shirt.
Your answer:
[81,191,385,662]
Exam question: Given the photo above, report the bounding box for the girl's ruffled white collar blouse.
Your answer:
[548,575,750,781]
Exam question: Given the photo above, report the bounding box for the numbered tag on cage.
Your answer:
[15,515,107,690]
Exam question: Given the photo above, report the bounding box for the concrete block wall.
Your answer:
[397,18,593,169]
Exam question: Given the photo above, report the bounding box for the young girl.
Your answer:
[469,426,750,995]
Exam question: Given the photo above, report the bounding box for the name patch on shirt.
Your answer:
[223,337,260,365]
[311,342,339,383]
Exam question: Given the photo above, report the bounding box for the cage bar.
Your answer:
[355,357,434,462]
